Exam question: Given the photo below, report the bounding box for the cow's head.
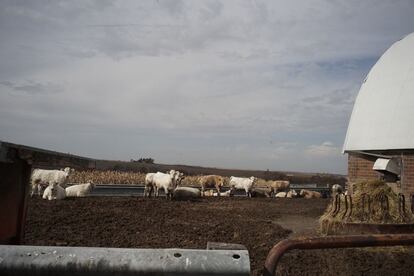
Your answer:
[88,181,96,189]
[176,172,185,186]
[289,189,298,197]
[49,183,59,197]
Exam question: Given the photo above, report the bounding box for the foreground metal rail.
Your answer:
[0,245,250,276]
[264,234,414,276]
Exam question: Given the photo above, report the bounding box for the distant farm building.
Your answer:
[343,32,414,200]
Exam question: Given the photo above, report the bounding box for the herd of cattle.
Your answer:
[143,171,345,200]
[29,167,344,201]
[30,167,94,200]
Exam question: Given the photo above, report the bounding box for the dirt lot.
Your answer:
[24,197,414,275]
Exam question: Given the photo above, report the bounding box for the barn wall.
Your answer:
[402,154,414,202]
[348,153,380,184]
[347,151,414,202]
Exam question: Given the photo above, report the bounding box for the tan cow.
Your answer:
[203,190,215,197]
[300,189,322,199]
[269,180,290,197]
[199,175,224,196]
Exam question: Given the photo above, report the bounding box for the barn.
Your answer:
[343,32,414,202]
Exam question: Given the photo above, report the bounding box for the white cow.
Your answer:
[30,167,73,197]
[229,176,257,197]
[66,183,95,197]
[144,170,183,198]
[275,192,288,198]
[275,189,298,198]
[287,189,298,198]
[152,171,178,199]
[42,185,66,200]
[144,173,156,197]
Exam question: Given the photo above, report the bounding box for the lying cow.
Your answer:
[213,190,232,197]
[203,190,215,197]
[199,175,224,196]
[66,183,95,197]
[42,184,66,200]
[275,189,298,198]
[229,176,256,197]
[251,187,272,198]
[173,187,201,201]
[300,189,322,199]
[269,180,290,197]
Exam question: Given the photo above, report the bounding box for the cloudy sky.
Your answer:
[1,0,414,174]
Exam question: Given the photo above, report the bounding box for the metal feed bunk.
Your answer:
[1,141,414,275]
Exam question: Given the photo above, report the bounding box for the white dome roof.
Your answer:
[343,32,414,152]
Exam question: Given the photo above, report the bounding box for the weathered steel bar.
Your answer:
[263,234,414,276]
[398,193,406,217]
[347,195,353,219]
[332,193,341,217]
[0,245,250,276]
[0,156,31,244]
[342,195,348,219]
[411,194,414,214]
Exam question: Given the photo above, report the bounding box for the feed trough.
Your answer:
[320,180,414,235]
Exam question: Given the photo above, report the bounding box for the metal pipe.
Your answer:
[264,234,414,276]
[349,150,395,159]
[0,245,250,276]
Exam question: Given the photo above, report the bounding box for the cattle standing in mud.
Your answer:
[229,176,256,197]
[199,175,224,196]
[269,180,290,197]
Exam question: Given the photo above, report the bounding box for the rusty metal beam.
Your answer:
[0,141,96,245]
[264,234,414,276]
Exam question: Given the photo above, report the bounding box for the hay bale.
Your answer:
[319,180,414,234]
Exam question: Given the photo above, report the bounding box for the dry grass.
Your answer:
[319,180,414,234]
[69,170,145,185]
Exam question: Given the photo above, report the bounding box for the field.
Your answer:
[24,197,414,275]
[69,170,285,189]
[68,166,346,186]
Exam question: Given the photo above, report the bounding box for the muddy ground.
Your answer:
[24,197,414,275]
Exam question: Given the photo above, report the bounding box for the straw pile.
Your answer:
[320,180,414,234]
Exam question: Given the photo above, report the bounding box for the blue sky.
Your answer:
[1,0,414,174]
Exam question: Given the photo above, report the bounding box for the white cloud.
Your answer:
[305,141,341,158]
[1,0,413,173]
